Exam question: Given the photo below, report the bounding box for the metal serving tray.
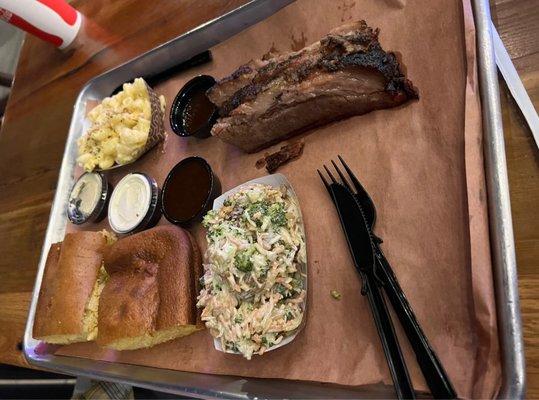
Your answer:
[23,0,525,397]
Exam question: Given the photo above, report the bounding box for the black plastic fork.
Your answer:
[330,156,457,399]
[319,166,415,400]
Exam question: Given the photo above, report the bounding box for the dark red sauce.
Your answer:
[182,88,216,134]
[162,158,211,222]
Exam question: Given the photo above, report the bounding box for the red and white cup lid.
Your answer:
[0,0,82,49]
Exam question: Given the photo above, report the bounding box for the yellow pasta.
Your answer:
[76,78,165,171]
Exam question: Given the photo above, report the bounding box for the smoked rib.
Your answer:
[207,21,418,153]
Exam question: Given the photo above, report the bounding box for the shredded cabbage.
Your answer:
[197,184,306,359]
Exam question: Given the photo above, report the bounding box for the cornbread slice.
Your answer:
[33,232,108,344]
[97,226,202,350]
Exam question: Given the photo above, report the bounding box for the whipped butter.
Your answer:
[108,173,160,234]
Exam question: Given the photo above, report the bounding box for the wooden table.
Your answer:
[0,0,536,396]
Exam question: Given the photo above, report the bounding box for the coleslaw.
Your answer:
[197,183,306,359]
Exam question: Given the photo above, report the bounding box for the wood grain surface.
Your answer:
[0,0,536,397]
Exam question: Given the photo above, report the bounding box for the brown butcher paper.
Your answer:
[56,0,501,397]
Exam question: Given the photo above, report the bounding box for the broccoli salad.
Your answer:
[197,183,306,359]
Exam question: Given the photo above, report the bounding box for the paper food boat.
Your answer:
[211,173,308,356]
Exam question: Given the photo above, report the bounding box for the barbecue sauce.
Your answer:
[162,158,211,222]
[182,88,216,135]
[170,75,217,138]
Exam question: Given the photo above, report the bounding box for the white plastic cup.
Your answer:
[0,0,82,49]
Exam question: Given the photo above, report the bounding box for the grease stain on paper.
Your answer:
[262,42,279,60]
[336,0,355,22]
[383,0,406,9]
[268,42,278,54]
[290,31,307,51]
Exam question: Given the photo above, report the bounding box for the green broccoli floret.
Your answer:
[202,210,217,228]
[208,227,223,241]
[234,314,244,323]
[258,264,269,278]
[269,203,287,227]
[246,201,269,226]
[275,283,290,298]
[234,249,254,272]
[291,277,303,292]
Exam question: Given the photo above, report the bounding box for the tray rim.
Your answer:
[472,0,526,397]
[22,0,525,398]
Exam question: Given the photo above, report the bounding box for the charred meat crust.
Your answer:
[217,52,303,116]
[213,21,417,118]
[337,50,418,98]
[209,20,419,152]
[256,141,305,173]
[221,64,253,83]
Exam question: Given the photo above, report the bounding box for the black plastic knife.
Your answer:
[328,182,415,400]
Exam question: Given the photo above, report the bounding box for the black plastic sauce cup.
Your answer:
[169,75,219,139]
[67,172,112,225]
[161,156,221,227]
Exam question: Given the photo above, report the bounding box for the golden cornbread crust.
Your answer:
[97,225,202,350]
[33,232,107,342]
